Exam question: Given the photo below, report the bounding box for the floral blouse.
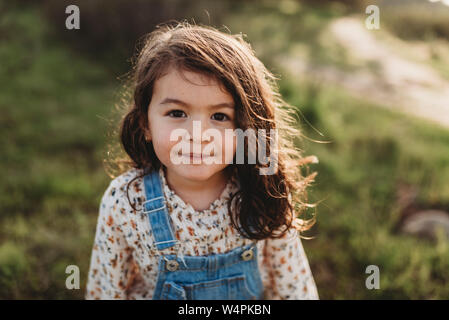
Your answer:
[85,167,319,300]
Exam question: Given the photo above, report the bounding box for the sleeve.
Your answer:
[85,179,135,300]
[263,227,319,300]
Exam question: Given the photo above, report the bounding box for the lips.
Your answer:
[190,153,202,158]
[179,152,199,159]
[180,153,213,160]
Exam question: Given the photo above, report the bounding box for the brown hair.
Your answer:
[108,21,317,240]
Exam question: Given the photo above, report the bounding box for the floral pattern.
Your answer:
[85,167,319,300]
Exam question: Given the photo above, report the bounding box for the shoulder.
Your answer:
[266,225,300,245]
[108,167,144,192]
[100,167,146,213]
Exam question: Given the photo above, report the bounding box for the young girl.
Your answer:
[85,22,319,300]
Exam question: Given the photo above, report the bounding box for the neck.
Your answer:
[163,166,231,211]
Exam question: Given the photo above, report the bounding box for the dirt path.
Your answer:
[278,16,449,129]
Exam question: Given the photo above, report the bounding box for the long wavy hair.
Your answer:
[107,21,318,240]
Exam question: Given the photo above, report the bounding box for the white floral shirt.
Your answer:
[85,167,319,300]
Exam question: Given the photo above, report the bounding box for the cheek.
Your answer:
[220,130,237,162]
[150,125,178,161]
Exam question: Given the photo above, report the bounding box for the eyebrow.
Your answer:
[159,98,235,110]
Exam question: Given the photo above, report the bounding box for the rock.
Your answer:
[399,210,449,241]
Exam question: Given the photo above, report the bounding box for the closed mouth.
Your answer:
[180,153,213,159]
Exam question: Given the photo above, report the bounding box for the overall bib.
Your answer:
[142,168,265,300]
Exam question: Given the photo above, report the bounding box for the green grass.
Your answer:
[229,2,449,298]
[279,75,449,299]
[0,7,117,299]
[224,0,353,72]
[381,2,449,43]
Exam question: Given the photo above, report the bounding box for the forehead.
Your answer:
[152,67,233,103]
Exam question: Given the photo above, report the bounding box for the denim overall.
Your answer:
[142,167,265,300]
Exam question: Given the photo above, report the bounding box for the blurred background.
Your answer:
[1,0,449,299]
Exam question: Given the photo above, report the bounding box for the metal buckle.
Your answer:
[142,196,165,206]
[241,248,254,261]
[166,259,179,271]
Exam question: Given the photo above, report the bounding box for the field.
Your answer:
[1,1,448,299]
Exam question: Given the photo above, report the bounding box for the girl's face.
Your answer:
[146,67,237,183]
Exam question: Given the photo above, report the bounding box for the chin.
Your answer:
[171,164,221,182]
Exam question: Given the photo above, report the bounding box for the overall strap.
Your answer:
[142,167,177,250]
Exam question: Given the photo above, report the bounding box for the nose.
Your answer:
[185,119,212,144]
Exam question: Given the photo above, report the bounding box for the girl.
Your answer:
[86,22,319,300]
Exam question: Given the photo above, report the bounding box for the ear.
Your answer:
[140,116,152,142]
[144,129,152,142]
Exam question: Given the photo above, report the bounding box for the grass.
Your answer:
[0,6,117,299]
[224,0,352,72]
[381,1,449,43]
[279,75,449,299]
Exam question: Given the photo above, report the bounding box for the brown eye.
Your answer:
[167,110,186,118]
[212,113,229,121]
